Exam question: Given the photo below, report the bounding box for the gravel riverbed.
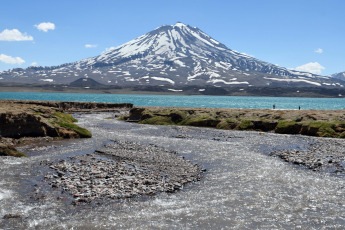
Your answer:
[45,140,203,204]
[1,112,345,229]
[270,138,345,174]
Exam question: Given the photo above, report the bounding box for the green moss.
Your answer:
[53,112,78,123]
[117,116,127,121]
[339,131,345,138]
[238,120,252,130]
[56,121,92,138]
[0,145,26,157]
[309,122,337,137]
[216,120,230,129]
[52,112,92,138]
[139,116,173,125]
[179,115,212,126]
[225,118,234,123]
[276,120,297,129]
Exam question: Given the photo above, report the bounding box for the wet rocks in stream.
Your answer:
[45,140,203,204]
[270,138,345,174]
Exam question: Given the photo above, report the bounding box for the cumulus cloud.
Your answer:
[295,62,325,75]
[35,22,55,32]
[315,48,323,54]
[0,54,25,65]
[0,29,33,41]
[85,44,98,48]
[30,62,37,66]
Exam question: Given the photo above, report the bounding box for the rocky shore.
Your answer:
[44,140,203,204]
[270,138,345,174]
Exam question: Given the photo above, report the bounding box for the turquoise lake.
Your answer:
[0,92,344,110]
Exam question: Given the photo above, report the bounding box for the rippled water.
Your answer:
[1,91,345,109]
[1,113,345,229]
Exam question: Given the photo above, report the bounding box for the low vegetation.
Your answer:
[52,112,92,138]
[125,107,345,139]
[0,144,26,157]
[0,101,94,157]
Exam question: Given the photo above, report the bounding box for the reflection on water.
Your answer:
[0,113,345,229]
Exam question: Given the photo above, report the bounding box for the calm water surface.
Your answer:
[0,92,345,109]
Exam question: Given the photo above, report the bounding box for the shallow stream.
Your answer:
[1,113,344,229]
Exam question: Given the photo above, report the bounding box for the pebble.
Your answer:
[270,138,345,174]
[45,140,203,204]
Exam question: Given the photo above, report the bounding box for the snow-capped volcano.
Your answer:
[0,22,343,88]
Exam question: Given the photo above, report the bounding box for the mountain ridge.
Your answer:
[0,22,344,89]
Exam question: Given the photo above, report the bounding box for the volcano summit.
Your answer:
[0,22,343,91]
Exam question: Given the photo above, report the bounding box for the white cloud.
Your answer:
[35,22,55,32]
[295,62,325,75]
[315,48,323,54]
[30,62,37,66]
[85,44,98,48]
[0,29,33,41]
[0,54,25,65]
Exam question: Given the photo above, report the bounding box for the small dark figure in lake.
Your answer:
[273,104,276,109]
[299,106,301,110]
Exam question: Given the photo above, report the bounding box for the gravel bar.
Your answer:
[270,138,345,174]
[45,140,203,204]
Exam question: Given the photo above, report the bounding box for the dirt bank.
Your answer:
[0,100,132,156]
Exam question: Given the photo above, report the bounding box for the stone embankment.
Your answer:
[126,107,345,138]
[45,140,203,204]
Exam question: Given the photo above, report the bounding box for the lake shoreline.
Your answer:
[1,84,345,98]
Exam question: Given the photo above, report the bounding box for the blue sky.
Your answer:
[0,0,344,76]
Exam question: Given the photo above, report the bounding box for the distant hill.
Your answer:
[69,77,103,87]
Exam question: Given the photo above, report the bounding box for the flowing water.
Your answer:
[1,113,345,229]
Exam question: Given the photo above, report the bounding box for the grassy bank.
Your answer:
[0,100,93,157]
[127,107,345,138]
